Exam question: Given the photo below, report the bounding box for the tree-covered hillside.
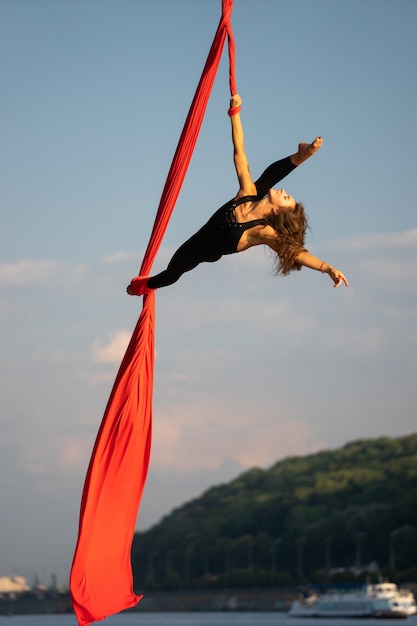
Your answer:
[132,433,417,590]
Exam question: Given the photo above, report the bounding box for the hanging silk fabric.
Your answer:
[70,1,237,625]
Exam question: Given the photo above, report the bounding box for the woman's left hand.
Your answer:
[327,266,349,288]
[230,93,242,108]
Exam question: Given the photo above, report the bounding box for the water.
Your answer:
[0,613,415,626]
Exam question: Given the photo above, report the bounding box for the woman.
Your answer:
[127,94,348,296]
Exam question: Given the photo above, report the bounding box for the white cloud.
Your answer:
[324,325,385,358]
[54,435,93,471]
[360,257,417,287]
[151,397,326,473]
[384,306,417,321]
[0,259,89,287]
[340,228,417,251]
[88,372,118,384]
[0,259,62,286]
[157,291,316,338]
[234,420,327,468]
[0,297,18,322]
[100,251,138,265]
[173,372,189,381]
[92,330,131,363]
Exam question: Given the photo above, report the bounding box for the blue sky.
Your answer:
[1,0,416,587]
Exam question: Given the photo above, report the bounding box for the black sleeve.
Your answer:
[254,156,297,199]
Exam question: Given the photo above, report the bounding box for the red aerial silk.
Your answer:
[70,2,237,625]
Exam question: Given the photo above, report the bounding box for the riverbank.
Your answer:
[0,588,295,616]
[134,588,294,612]
[2,584,416,616]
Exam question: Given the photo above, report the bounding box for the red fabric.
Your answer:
[228,105,241,116]
[127,275,154,296]
[70,2,237,625]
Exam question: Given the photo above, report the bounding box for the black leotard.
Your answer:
[203,194,266,258]
[148,156,296,289]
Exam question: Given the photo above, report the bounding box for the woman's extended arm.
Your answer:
[229,95,257,198]
[295,250,349,288]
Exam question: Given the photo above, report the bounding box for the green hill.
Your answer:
[132,433,417,590]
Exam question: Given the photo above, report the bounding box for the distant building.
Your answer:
[0,576,29,595]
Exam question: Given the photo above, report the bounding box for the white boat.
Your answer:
[289,581,417,619]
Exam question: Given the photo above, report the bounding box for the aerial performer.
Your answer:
[71,2,242,624]
[127,93,348,297]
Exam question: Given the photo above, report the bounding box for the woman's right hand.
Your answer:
[326,265,349,288]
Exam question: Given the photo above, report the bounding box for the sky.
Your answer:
[1,0,416,588]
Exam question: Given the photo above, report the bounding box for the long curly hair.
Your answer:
[265,202,309,275]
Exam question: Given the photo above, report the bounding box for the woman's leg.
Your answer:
[147,231,208,289]
[128,219,221,294]
[254,137,323,198]
[127,239,201,294]
[254,156,297,198]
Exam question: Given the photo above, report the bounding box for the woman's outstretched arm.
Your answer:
[295,250,349,288]
[229,95,257,198]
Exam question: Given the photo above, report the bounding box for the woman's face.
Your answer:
[268,188,296,214]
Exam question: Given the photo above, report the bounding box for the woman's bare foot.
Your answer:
[126,275,154,296]
[291,136,323,166]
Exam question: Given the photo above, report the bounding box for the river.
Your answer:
[1,612,415,626]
